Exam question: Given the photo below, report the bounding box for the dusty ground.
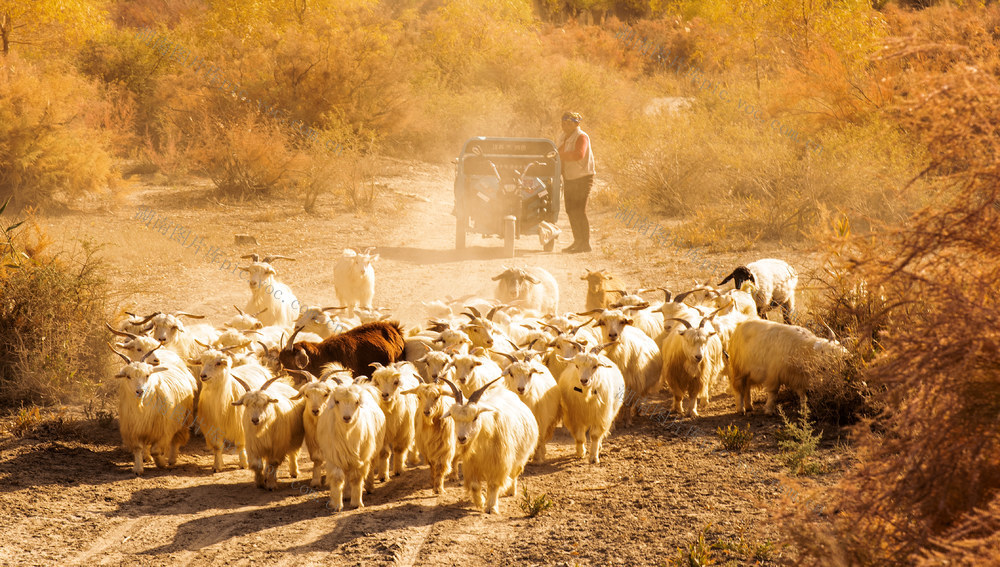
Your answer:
[0,159,841,566]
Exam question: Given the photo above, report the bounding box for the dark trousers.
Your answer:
[564,174,594,246]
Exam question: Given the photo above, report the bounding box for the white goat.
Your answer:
[285,370,335,487]
[448,350,503,398]
[370,362,420,480]
[498,352,561,462]
[492,266,559,314]
[197,349,271,472]
[727,319,849,414]
[317,379,386,511]
[231,375,305,490]
[587,309,663,426]
[401,382,458,494]
[718,258,798,322]
[295,306,350,339]
[557,348,626,464]
[239,253,299,329]
[333,248,378,315]
[441,378,538,515]
[146,312,217,361]
[660,315,726,417]
[581,269,626,311]
[108,345,197,475]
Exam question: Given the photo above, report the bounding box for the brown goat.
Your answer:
[581,269,627,311]
[279,321,405,378]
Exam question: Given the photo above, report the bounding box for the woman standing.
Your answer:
[558,112,596,253]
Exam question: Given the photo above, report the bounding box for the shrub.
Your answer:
[776,403,824,476]
[0,206,114,405]
[518,484,555,518]
[0,56,115,209]
[190,114,302,199]
[716,423,754,452]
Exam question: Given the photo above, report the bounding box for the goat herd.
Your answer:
[105,250,849,515]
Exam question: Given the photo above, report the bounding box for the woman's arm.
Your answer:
[559,133,589,162]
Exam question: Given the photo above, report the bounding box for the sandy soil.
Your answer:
[0,158,840,566]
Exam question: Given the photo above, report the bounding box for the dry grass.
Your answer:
[776,4,1000,564]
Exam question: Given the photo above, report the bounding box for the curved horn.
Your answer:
[136,311,160,325]
[259,376,283,391]
[263,255,295,263]
[253,309,267,317]
[231,375,252,393]
[494,351,518,364]
[666,317,693,330]
[286,368,319,382]
[240,253,260,262]
[195,339,212,348]
[698,316,709,329]
[590,341,616,354]
[485,305,499,321]
[570,318,594,334]
[175,312,205,319]
[673,290,696,304]
[105,322,138,340]
[465,306,483,319]
[369,362,385,370]
[576,309,604,317]
[233,305,246,316]
[658,287,672,302]
[541,323,563,335]
[107,343,131,364]
[322,306,348,312]
[823,322,836,341]
[140,344,161,363]
[440,377,464,405]
[460,312,478,321]
[284,325,305,351]
[469,377,502,404]
[222,342,252,352]
[255,341,271,354]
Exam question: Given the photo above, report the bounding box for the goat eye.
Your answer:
[394,381,399,386]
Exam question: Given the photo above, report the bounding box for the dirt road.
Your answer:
[0,159,828,565]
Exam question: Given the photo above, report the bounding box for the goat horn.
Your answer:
[469,377,501,404]
[255,341,270,353]
[222,342,251,352]
[107,343,131,364]
[465,306,483,319]
[263,255,295,263]
[666,318,693,330]
[233,305,246,316]
[322,306,348,312]
[823,322,836,341]
[673,290,696,303]
[195,339,212,348]
[231,375,252,393]
[369,362,384,370]
[175,312,205,319]
[240,253,260,261]
[698,316,709,329]
[590,341,616,354]
[570,318,594,334]
[136,311,160,325]
[140,344,161,363]
[658,287,672,302]
[460,312,477,321]
[286,368,319,382]
[494,351,518,363]
[440,377,464,405]
[260,376,282,391]
[541,323,563,334]
[576,309,604,317]
[285,325,305,351]
[485,305,499,321]
[105,322,137,339]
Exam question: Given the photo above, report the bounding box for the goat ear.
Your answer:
[268,398,280,404]
[231,398,244,406]
[115,369,128,378]
[400,388,419,396]
[477,407,496,416]
[370,254,379,262]
[624,318,633,326]
[289,391,304,400]
[441,406,454,419]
